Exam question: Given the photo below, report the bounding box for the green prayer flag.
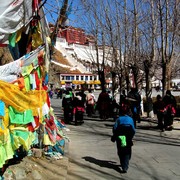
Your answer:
[8,33,16,47]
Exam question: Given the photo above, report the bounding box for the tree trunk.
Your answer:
[144,60,153,117]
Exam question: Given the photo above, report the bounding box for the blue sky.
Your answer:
[44,0,135,28]
[44,0,82,26]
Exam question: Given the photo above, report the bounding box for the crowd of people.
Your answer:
[58,87,177,133]
[61,88,93,125]
[61,88,123,125]
[59,87,144,125]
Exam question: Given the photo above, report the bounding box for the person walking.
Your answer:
[111,102,135,173]
[107,89,114,118]
[57,89,63,99]
[62,90,73,124]
[86,89,96,117]
[49,89,53,99]
[127,88,141,127]
[79,89,86,107]
[73,92,85,125]
[163,90,177,130]
[153,95,165,131]
[120,90,126,105]
[97,89,111,120]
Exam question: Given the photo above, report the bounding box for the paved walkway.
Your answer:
[50,98,180,179]
[65,113,180,180]
[126,117,180,180]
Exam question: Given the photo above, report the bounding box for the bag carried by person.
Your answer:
[118,135,127,147]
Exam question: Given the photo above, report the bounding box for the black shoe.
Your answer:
[165,126,173,131]
[121,169,127,173]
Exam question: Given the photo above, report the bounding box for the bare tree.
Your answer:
[79,0,119,90]
[75,0,179,101]
[140,0,159,116]
[157,0,179,95]
[124,0,130,93]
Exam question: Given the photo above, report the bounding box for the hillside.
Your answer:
[48,47,82,86]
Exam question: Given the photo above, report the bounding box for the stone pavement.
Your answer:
[65,115,180,180]
[128,117,180,180]
[54,97,180,180]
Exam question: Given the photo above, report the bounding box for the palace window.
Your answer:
[66,76,70,80]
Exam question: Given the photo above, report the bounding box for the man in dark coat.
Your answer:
[97,89,111,120]
[163,90,177,130]
[62,90,73,124]
[153,95,165,131]
[111,103,135,173]
[127,88,141,127]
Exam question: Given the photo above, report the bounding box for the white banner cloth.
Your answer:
[0,0,33,43]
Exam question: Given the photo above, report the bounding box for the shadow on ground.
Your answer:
[82,156,120,173]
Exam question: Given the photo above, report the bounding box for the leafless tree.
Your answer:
[76,0,179,100]
[157,0,179,95]
[79,0,117,90]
